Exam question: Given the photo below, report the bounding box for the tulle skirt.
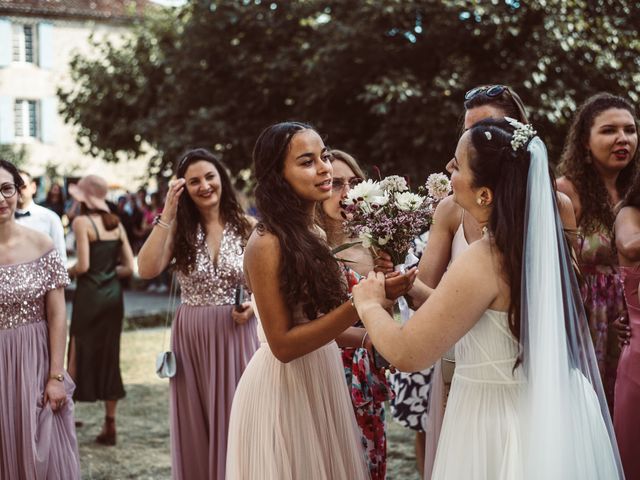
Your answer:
[226,340,370,479]
[431,375,524,480]
[0,321,80,480]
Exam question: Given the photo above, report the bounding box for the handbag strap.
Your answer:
[160,272,178,351]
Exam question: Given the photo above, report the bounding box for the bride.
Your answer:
[353,117,623,479]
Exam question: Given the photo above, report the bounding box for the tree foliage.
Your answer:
[58,0,640,182]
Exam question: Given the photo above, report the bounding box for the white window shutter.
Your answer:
[41,97,56,143]
[38,22,54,69]
[0,19,11,67]
[0,96,15,143]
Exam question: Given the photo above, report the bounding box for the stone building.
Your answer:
[0,0,151,191]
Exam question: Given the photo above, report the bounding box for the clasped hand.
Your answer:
[353,268,418,315]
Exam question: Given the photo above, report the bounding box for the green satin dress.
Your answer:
[70,216,125,402]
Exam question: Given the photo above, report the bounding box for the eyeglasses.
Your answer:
[464,85,507,100]
[0,183,18,199]
[332,178,363,191]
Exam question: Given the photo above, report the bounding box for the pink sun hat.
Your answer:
[68,175,110,213]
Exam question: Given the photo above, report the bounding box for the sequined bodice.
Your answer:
[0,249,70,330]
[176,223,247,306]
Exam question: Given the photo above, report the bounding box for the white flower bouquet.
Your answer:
[340,173,451,266]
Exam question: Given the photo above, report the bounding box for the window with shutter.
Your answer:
[12,24,37,64]
[14,99,39,141]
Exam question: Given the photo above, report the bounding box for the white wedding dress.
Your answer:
[430,309,525,480]
[430,307,619,480]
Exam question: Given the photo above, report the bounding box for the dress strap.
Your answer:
[87,215,100,241]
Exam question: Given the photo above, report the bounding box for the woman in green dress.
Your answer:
[67,175,135,446]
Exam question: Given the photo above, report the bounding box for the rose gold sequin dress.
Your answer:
[170,224,258,480]
[0,249,80,479]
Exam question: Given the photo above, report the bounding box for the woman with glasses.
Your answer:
[137,149,258,480]
[0,159,80,479]
[317,150,393,480]
[557,93,639,411]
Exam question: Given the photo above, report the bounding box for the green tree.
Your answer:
[0,144,28,167]
[58,0,640,182]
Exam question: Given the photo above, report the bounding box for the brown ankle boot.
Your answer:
[96,416,116,446]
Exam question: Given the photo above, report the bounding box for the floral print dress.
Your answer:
[578,227,627,411]
[341,266,394,480]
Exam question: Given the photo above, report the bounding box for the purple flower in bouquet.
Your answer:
[341,176,438,266]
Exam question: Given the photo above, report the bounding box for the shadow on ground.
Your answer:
[74,328,422,479]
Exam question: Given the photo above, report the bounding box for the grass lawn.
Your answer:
[75,327,421,479]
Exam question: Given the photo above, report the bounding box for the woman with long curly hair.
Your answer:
[225,122,414,479]
[137,148,258,480]
[557,92,639,410]
[613,168,640,478]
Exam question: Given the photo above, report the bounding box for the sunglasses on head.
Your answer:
[464,85,508,101]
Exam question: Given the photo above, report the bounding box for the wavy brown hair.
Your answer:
[558,93,639,235]
[173,148,252,275]
[0,159,26,190]
[253,122,347,320]
[468,118,535,348]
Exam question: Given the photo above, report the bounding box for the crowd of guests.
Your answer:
[0,85,638,480]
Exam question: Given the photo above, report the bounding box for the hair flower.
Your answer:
[505,116,537,152]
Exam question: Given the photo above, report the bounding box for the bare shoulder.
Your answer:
[616,206,640,228]
[17,224,54,256]
[71,215,90,232]
[433,196,462,234]
[245,229,281,266]
[556,176,578,201]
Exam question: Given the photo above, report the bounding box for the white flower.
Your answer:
[346,179,388,206]
[358,228,373,248]
[505,116,537,151]
[395,192,425,211]
[425,172,451,200]
[380,175,408,193]
[378,234,392,246]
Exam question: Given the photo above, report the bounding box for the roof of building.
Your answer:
[0,0,153,21]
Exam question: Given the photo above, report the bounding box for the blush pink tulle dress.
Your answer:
[226,297,370,479]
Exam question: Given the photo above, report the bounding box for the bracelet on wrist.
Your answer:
[153,215,172,229]
[348,292,356,310]
[360,331,369,349]
[49,373,64,382]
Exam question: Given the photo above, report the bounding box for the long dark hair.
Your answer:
[253,122,346,319]
[173,148,251,274]
[559,92,639,234]
[467,118,533,345]
[0,159,26,191]
[79,203,120,231]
